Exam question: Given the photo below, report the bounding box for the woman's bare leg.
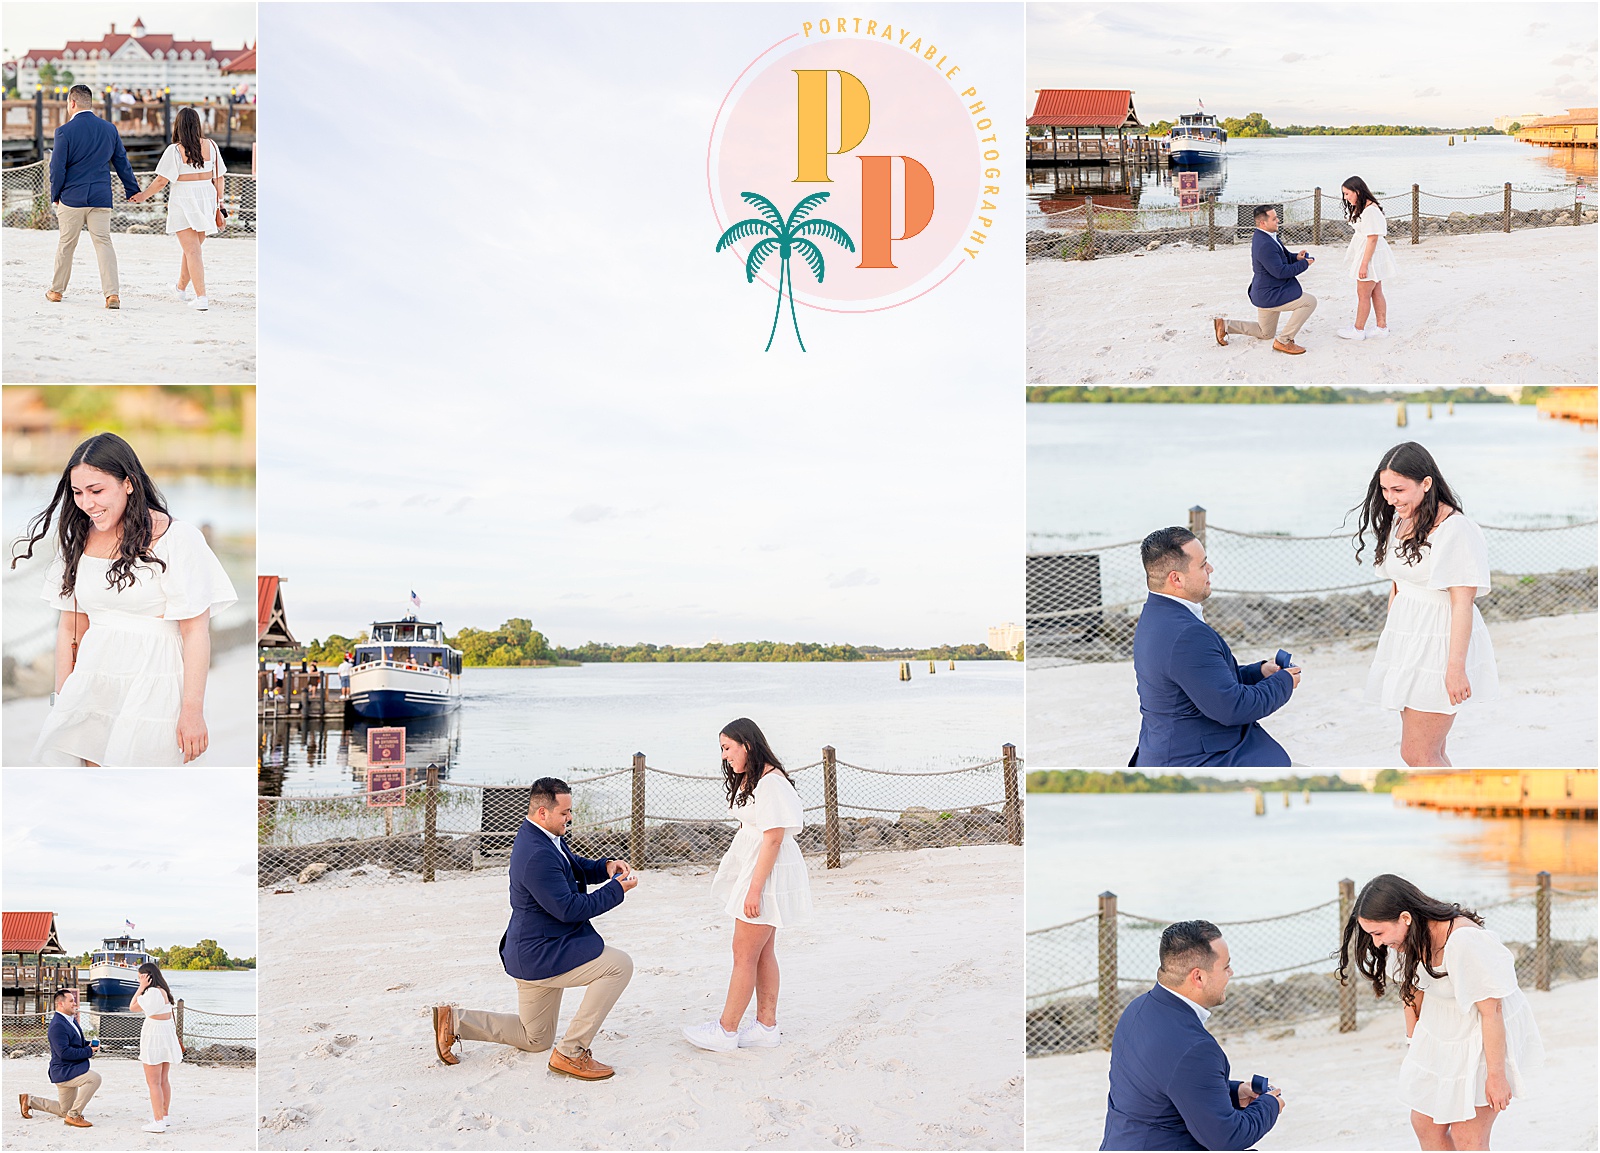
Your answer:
[142,1063,166,1121]
[176,230,205,297]
[1411,1110,1455,1150]
[1355,280,1376,328]
[753,929,780,1027]
[159,1064,172,1114]
[176,247,192,291]
[1400,708,1456,767]
[718,920,775,1032]
[1373,281,1388,327]
[1446,1106,1498,1151]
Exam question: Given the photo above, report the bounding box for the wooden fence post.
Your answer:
[175,998,185,1051]
[1085,196,1095,258]
[33,89,44,164]
[631,752,647,869]
[1503,183,1512,233]
[1002,743,1022,846]
[1412,184,1420,244]
[162,92,172,146]
[1575,188,1584,226]
[1098,891,1119,1050]
[823,746,841,869]
[1338,878,1357,1032]
[422,764,438,882]
[1188,505,1207,548]
[1313,187,1321,245]
[1535,870,1552,991]
[1207,199,1215,251]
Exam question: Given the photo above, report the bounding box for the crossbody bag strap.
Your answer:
[71,595,80,669]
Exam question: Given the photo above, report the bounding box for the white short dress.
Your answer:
[1365,516,1498,714]
[155,140,225,235]
[709,771,814,928]
[33,520,237,766]
[1346,202,1397,282]
[138,988,184,1066]
[1398,927,1543,1124]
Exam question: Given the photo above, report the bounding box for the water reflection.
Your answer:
[259,711,463,796]
[1524,143,1597,184]
[1443,814,1598,892]
[1028,162,1229,214]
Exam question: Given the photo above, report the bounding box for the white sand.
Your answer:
[1028,227,1598,384]
[1026,978,1598,1151]
[1026,613,1597,767]
[1,229,255,383]
[0,1057,256,1151]
[0,643,259,768]
[257,845,1024,1151]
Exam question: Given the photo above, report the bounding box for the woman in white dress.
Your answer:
[684,717,813,1052]
[10,432,237,766]
[1336,175,1396,341]
[1354,441,1497,766]
[127,106,225,311]
[132,962,184,1133]
[1339,874,1543,1150]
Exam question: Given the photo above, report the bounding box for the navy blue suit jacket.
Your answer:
[1131,594,1292,767]
[499,821,625,981]
[1101,984,1281,1151]
[50,111,139,209]
[48,1012,94,1084]
[1247,228,1309,310]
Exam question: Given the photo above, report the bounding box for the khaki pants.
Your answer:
[455,946,633,1060]
[52,206,120,297]
[1225,292,1317,342]
[27,1069,101,1119]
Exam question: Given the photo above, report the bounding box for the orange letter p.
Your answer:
[857,156,935,269]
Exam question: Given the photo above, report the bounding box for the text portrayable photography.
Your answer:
[1,2,258,383]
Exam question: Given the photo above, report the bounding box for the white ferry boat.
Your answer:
[347,616,464,718]
[87,934,150,996]
[1169,110,1227,164]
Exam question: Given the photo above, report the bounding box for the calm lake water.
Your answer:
[1028,402,1598,549]
[4,969,256,1018]
[1027,134,1594,219]
[260,661,1023,811]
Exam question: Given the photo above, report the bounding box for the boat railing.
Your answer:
[354,658,452,677]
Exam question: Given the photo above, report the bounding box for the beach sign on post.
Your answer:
[1176,171,1200,210]
[366,766,406,807]
[367,726,405,768]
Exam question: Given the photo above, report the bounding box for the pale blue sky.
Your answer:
[2,769,257,958]
[258,3,1024,648]
[1028,2,1597,127]
[0,2,257,59]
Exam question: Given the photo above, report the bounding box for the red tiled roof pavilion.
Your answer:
[1028,89,1143,130]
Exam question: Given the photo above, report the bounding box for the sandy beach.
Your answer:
[257,845,1023,1151]
[0,1057,256,1151]
[1026,613,1597,767]
[1,230,255,383]
[1026,978,1598,1151]
[1028,227,1597,384]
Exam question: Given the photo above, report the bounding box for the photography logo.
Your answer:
[708,17,998,350]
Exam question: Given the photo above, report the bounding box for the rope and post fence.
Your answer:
[1,1003,256,1067]
[1026,504,1597,664]
[1026,872,1597,1056]
[259,744,1024,889]
[1,160,256,237]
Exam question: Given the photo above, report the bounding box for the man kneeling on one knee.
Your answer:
[1214,205,1318,356]
[19,988,101,1128]
[432,777,638,1080]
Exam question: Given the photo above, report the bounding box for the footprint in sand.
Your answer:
[304,1033,358,1058]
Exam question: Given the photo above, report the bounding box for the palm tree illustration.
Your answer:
[715,191,856,351]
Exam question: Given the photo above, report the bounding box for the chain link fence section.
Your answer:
[1027,510,1597,664]
[2,1005,255,1067]
[1027,874,1597,1056]
[1027,183,1597,261]
[259,745,1024,889]
[2,160,255,237]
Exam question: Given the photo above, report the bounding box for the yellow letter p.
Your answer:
[794,70,870,183]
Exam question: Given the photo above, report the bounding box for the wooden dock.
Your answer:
[1536,387,1598,427]
[1515,107,1597,150]
[259,667,347,719]
[1392,770,1597,819]
[2,94,255,167]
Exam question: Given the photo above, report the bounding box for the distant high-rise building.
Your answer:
[10,19,252,101]
[1493,113,1546,132]
[987,622,1024,656]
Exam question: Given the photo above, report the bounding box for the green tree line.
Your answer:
[1026,386,1515,404]
[76,940,255,970]
[1145,113,1502,138]
[1026,770,1381,793]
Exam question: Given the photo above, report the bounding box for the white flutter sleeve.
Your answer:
[157,521,238,621]
[155,144,181,182]
[753,773,804,834]
[39,554,76,611]
[1361,203,1386,237]
[1446,928,1521,1014]
[1426,518,1491,596]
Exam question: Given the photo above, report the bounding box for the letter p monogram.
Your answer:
[793,70,869,182]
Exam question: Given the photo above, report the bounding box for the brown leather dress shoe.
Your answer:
[19,1093,31,1119]
[1272,339,1305,355]
[432,1005,459,1065]
[63,1115,92,1128]
[105,295,120,309]
[1213,318,1228,347]
[548,1046,614,1080]
[45,291,63,303]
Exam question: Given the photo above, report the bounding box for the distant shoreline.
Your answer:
[1026,770,1405,794]
[1026,386,1557,405]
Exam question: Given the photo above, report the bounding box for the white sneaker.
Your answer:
[188,296,209,311]
[1335,326,1366,341]
[682,1022,739,1053]
[1368,326,1390,339]
[737,1020,781,1048]
[141,1119,168,1133]
[173,284,194,301]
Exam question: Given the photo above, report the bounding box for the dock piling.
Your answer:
[1254,791,1266,816]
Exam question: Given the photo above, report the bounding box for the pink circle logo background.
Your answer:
[711,36,981,310]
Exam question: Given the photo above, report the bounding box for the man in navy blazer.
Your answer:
[18,988,101,1127]
[1130,527,1298,767]
[1213,205,1318,356]
[47,84,140,308]
[432,777,637,1080]
[1102,921,1284,1150]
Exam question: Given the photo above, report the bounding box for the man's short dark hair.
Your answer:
[528,777,571,812]
[1159,920,1223,980]
[1141,526,1198,585]
[67,84,94,107]
[54,988,76,1006]
[1254,204,1275,222]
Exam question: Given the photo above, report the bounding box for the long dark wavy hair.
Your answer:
[720,717,790,808]
[1341,175,1381,222]
[174,105,206,167]
[1337,874,1483,1008]
[9,432,169,598]
[1350,441,1463,569]
[136,961,176,1007]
